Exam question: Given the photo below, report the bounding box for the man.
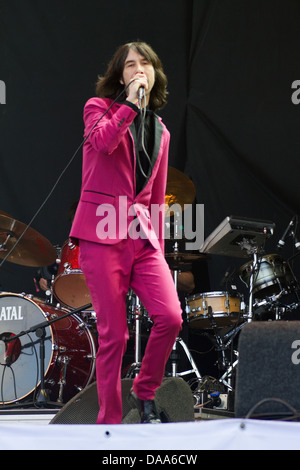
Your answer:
[70,41,182,424]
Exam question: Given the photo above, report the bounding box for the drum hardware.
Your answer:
[43,274,56,305]
[167,216,202,381]
[253,297,300,321]
[206,306,229,370]
[191,375,227,409]
[204,309,244,392]
[218,354,239,392]
[221,323,245,389]
[247,251,258,322]
[125,293,144,378]
[171,337,202,381]
[0,295,93,408]
[57,355,69,404]
[252,294,285,320]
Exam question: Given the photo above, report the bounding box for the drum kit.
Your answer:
[186,215,300,407]
[0,174,300,413]
[0,210,94,408]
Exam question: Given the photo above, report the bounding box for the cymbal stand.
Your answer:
[171,240,179,375]
[125,293,143,378]
[170,219,201,381]
[247,252,258,322]
[237,238,262,322]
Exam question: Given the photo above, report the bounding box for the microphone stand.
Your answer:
[2,302,92,408]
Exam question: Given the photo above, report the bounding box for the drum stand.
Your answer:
[125,294,144,378]
[170,239,202,382]
[1,302,92,408]
[237,239,263,322]
[247,251,259,322]
[213,244,261,393]
[216,322,245,391]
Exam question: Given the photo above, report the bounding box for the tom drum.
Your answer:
[186,291,243,329]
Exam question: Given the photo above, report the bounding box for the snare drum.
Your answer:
[186,291,243,329]
[53,239,92,309]
[239,254,296,299]
[0,293,96,404]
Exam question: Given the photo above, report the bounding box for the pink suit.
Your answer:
[70,97,182,424]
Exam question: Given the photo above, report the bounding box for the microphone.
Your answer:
[293,233,300,251]
[277,216,296,249]
[137,86,145,101]
[0,333,21,365]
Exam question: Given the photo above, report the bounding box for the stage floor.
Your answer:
[0,407,300,450]
[0,406,233,424]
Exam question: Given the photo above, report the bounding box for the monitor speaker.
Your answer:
[235,321,300,419]
[50,377,194,424]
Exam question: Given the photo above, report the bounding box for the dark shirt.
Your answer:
[123,100,155,195]
[134,109,154,194]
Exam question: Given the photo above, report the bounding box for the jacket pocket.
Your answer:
[81,190,116,206]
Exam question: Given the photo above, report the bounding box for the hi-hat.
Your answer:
[165,167,196,217]
[0,213,57,267]
[165,252,206,270]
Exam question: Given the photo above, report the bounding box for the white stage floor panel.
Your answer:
[0,419,300,450]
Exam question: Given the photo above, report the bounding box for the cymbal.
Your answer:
[0,209,12,217]
[165,252,206,269]
[0,214,57,267]
[165,167,196,217]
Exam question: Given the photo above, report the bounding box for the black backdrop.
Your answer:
[1,0,300,299]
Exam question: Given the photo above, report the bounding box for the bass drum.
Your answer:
[0,293,96,405]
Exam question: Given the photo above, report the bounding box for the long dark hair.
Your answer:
[95,41,168,111]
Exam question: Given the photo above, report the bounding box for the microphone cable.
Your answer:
[0,79,137,269]
[136,90,152,180]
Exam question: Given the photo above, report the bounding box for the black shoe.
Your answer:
[129,389,161,424]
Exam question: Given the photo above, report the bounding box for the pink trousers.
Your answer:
[79,237,182,424]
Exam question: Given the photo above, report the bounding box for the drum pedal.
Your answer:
[212,393,228,410]
[193,375,227,409]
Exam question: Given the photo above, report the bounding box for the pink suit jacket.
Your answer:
[70,97,170,253]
